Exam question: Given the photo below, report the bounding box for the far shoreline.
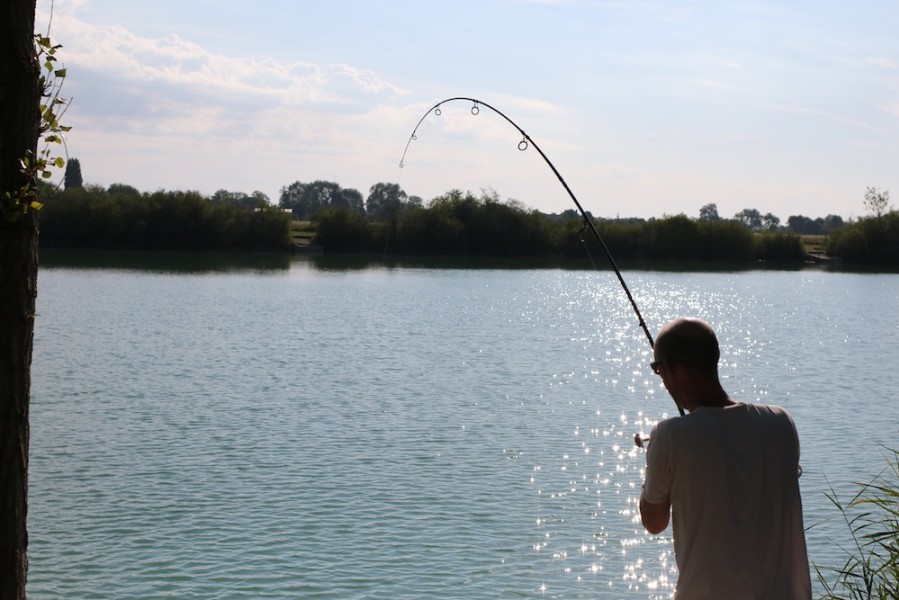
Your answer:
[38,247,899,275]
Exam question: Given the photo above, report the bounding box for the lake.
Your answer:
[28,251,899,598]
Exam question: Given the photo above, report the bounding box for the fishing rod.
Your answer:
[400,97,685,424]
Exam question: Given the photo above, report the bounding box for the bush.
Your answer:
[753,232,806,261]
[826,213,899,264]
[39,188,292,250]
[313,206,374,252]
[646,214,699,259]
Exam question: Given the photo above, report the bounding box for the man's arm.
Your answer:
[639,495,670,534]
[641,422,671,534]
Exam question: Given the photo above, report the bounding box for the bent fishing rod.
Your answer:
[400,97,685,422]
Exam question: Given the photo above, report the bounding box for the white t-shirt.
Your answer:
[642,403,811,599]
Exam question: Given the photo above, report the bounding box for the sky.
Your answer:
[35,0,899,219]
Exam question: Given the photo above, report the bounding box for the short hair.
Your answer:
[655,318,720,374]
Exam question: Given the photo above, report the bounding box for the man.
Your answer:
[639,318,811,599]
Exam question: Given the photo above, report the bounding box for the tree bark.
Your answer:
[0,1,40,598]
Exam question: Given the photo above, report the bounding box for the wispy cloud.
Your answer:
[866,56,898,70]
[46,7,406,142]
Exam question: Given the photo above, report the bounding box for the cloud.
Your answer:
[866,57,898,70]
[764,102,893,137]
[31,2,422,199]
[42,6,407,144]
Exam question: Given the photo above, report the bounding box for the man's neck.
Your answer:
[687,385,734,411]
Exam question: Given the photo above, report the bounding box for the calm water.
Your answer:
[29,253,899,599]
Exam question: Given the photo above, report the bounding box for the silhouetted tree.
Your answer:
[734,208,762,230]
[762,212,780,231]
[366,182,408,219]
[699,203,720,221]
[279,181,314,218]
[251,190,270,205]
[211,189,268,209]
[280,180,352,218]
[64,156,82,189]
[820,214,845,232]
[107,182,140,197]
[330,187,364,214]
[787,215,816,234]
[864,187,891,218]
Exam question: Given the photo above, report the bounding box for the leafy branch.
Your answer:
[4,33,71,218]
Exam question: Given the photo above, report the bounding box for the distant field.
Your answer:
[290,220,317,249]
[800,234,827,256]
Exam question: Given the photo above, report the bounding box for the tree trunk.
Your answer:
[0,1,40,598]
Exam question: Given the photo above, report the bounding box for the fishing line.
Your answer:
[400,97,685,420]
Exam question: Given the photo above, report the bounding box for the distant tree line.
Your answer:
[278,179,422,220]
[40,184,293,251]
[698,203,846,235]
[312,189,806,262]
[281,182,848,239]
[41,160,896,263]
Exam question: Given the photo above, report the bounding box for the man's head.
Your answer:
[651,318,728,411]
[653,317,720,376]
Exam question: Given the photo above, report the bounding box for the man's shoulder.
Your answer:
[657,402,795,433]
[741,402,796,422]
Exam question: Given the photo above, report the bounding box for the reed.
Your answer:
[814,445,899,599]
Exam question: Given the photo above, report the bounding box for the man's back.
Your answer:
[643,403,812,599]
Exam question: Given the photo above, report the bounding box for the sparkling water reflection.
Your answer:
[29,257,899,598]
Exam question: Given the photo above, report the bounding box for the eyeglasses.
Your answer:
[650,358,679,374]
